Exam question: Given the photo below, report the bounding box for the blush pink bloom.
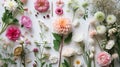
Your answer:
[55,7,63,15]
[34,0,49,13]
[89,30,97,38]
[20,0,27,4]
[97,52,111,66]
[56,0,64,7]
[21,16,32,29]
[53,17,72,35]
[6,26,21,41]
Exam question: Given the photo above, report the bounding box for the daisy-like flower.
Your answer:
[14,45,23,56]
[94,11,105,22]
[4,0,18,11]
[74,58,82,67]
[62,47,76,57]
[49,55,58,64]
[34,0,49,12]
[55,7,63,15]
[106,15,116,24]
[53,17,72,35]
[96,25,106,35]
[105,40,115,50]
[6,26,21,41]
[82,1,89,8]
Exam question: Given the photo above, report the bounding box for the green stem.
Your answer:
[0,23,8,35]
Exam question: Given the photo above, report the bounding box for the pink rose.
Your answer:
[55,7,63,15]
[6,26,21,41]
[21,16,32,29]
[97,52,111,66]
[34,0,49,12]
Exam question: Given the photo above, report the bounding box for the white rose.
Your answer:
[105,40,115,50]
[62,47,76,57]
[96,25,106,35]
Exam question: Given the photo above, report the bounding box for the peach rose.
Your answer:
[97,52,111,66]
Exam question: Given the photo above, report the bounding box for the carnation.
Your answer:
[53,17,72,35]
[106,15,116,24]
[97,52,111,66]
[6,26,21,41]
[96,25,106,35]
[105,40,115,50]
[94,11,105,22]
[62,47,76,57]
[4,0,18,11]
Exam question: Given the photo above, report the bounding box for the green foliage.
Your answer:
[64,32,72,44]
[62,59,70,67]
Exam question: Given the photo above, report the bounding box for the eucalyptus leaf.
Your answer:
[64,32,72,44]
[53,40,60,51]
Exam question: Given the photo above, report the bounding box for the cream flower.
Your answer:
[105,40,115,50]
[72,33,84,43]
[14,45,23,56]
[74,58,82,67]
[62,47,76,57]
[108,28,117,36]
[96,25,106,35]
[49,55,58,64]
[4,0,18,11]
[94,11,105,22]
[106,15,116,24]
[112,53,119,59]
[53,17,72,35]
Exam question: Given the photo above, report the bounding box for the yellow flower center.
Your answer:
[9,2,14,7]
[76,60,81,65]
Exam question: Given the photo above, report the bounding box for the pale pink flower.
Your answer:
[21,16,32,29]
[6,26,21,41]
[56,0,64,7]
[97,52,111,66]
[89,30,97,38]
[53,17,72,35]
[34,0,49,12]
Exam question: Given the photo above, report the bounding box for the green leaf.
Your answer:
[52,33,62,41]
[53,40,60,51]
[64,32,72,44]
[49,64,52,67]
[63,59,70,67]
[41,62,45,67]
[2,63,8,67]
[1,58,16,64]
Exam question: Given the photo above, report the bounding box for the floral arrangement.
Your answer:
[0,0,120,67]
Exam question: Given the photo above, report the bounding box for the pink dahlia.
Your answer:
[97,52,111,66]
[6,26,21,41]
[34,0,49,13]
[55,7,63,15]
[21,16,32,29]
[53,17,72,35]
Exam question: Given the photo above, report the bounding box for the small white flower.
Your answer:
[49,55,58,64]
[72,20,80,27]
[62,47,76,57]
[89,52,94,59]
[72,33,84,43]
[4,0,18,11]
[108,28,117,36]
[112,53,119,59]
[105,40,115,50]
[106,15,116,24]
[74,58,83,67]
[96,25,106,35]
[94,11,105,22]
[91,46,95,53]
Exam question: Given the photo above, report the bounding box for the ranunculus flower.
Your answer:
[14,45,23,56]
[97,52,111,66]
[55,7,63,15]
[94,11,105,22]
[34,0,49,12]
[53,17,72,35]
[20,0,27,4]
[21,16,32,29]
[6,26,21,41]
